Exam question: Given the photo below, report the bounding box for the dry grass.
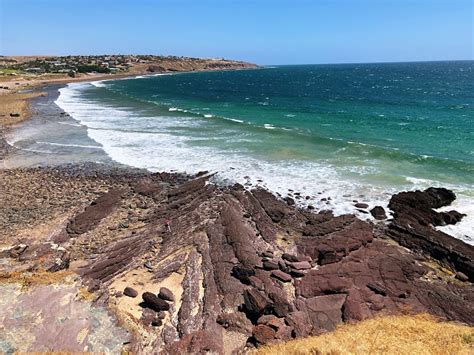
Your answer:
[256,314,474,355]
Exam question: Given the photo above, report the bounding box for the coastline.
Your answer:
[0,64,473,353]
[0,64,260,168]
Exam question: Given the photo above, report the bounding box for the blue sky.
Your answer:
[0,0,472,64]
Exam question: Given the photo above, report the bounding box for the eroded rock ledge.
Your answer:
[0,165,473,353]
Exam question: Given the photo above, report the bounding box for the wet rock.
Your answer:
[354,203,369,209]
[387,188,473,281]
[284,197,295,206]
[142,291,170,312]
[123,287,138,298]
[158,287,175,302]
[370,206,387,220]
[252,188,291,223]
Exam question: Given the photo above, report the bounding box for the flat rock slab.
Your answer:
[0,284,130,353]
[271,270,292,282]
[67,188,124,236]
[301,294,347,332]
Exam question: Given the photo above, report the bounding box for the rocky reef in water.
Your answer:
[0,164,472,353]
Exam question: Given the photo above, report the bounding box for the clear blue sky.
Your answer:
[0,0,472,64]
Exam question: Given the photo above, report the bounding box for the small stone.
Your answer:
[284,197,295,206]
[282,253,311,263]
[123,287,138,298]
[290,269,307,278]
[158,287,175,302]
[271,270,292,282]
[142,292,170,312]
[354,203,369,209]
[455,272,469,282]
[288,261,311,270]
[370,206,387,220]
[262,260,279,270]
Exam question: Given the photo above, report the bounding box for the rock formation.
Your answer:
[0,166,473,353]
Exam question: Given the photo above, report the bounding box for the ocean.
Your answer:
[18,62,474,243]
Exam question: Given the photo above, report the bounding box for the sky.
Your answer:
[0,0,472,65]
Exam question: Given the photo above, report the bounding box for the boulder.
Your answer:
[243,289,272,318]
[252,324,276,345]
[142,292,170,312]
[303,294,347,332]
[158,287,175,302]
[262,260,279,270]
[370,206,387,220]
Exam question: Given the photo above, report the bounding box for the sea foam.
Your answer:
[55,82,474,245]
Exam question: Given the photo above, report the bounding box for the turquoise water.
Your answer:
[55,61,474,242]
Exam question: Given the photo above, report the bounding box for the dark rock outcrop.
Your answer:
[387,188,473,281]
[370,206,387,220]
[142,292,170,312]
[67,189,123,236]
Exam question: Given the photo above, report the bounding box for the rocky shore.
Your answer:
[0,162,473,353]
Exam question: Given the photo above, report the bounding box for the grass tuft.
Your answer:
[255,314,473,355]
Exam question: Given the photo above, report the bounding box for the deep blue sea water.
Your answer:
[53,61,473,242]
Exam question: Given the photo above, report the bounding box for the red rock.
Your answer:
[271,270,292,282]
[285,311,312,337]
[252,324,276,344]
[304,294,347,332]
[282,253,311,263]
[263,260,279,270]
[123,287,138,298]
[288,261,311,270]
[142,292,170,312]
[243,289,272,318]
[158,287,175,302]
[217,312,253,335]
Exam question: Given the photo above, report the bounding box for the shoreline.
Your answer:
[0,62,473,353]
[0,64,260,168]
[3,71,474,244]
